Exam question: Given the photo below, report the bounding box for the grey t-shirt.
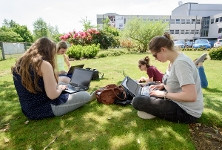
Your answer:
[162,53,203,118]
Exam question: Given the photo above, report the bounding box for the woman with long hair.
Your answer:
[12,37,94,120]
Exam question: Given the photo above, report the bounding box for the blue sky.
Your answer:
[0,0,221,34]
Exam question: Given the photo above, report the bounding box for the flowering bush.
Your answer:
[60,29,99,46]
[60,28,119,49]
[120,39,135,51]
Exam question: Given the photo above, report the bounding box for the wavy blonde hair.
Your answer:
[12,37,57,93]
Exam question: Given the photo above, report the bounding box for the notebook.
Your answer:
[64,68,94,94]
[121,76,150,97]
[67,64,84,74]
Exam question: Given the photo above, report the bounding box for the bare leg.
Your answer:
[58,76,70,84]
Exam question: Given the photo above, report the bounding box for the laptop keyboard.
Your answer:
[68,83,88,91]
[141,86,150,96]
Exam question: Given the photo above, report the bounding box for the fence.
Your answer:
[0,42,29,60]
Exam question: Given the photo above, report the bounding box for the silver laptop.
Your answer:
[121,76,150,97]
[64,68,93,94]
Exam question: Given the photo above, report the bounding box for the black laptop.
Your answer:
[121,76,150,97]
[67,64,84,74]
[64,68,94,94]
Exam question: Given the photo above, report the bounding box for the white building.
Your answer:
[97,2,222,43]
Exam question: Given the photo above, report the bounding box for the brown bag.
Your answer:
[95,84,126,105]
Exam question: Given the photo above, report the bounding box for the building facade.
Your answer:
[97,2,222,42]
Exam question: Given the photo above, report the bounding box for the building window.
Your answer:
[195,30,199,34]
[175,30,179,34]
[186,19,190,24]
[176,19,180,24]
[216,18,219,23]
[181,30,184,34]
[190,30,195,34]
[170,30,174,34]
[218,28,222,33]
[196,19,201,24]
[97,18,103,24]
[165,19,170,22]
[185,30,190,34]
[170,19,175,24]
[211,19,214,24]
[220,17,222,22]
[181,19,185,24]
[191,19,196,24]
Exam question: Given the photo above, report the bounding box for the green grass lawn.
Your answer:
[0,51,221,150]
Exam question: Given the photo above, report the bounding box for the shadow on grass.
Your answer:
[0,80,22,125]
[204,87,222,93]
[0,78,199,149]
[5,101,195,150]
[199,87,222,126]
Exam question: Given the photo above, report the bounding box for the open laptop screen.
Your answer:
[122,77,140,96]
[70,68,93,87]
[67,64,84,74]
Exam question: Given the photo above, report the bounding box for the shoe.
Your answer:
[89,91,96,101]
[194,53,207,66]
[137,111,156,119]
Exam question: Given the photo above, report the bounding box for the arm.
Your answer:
[41,61,67,100]
[150,84,197,102]
[64,54,71,69]
[138,76,153,83]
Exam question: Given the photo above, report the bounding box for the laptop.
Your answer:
[64,68,94,94]
[67,64,84,74]
[121,76,150,97]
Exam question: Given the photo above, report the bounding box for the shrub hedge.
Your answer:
[66,44,100,60]
[209,47,222,60]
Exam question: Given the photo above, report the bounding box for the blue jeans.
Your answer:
[198,66,208,88]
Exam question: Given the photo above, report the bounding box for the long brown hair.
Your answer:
[12,37,57,93]
[56,41,68,52]
[149,32,174,53]
[138,56,150,68]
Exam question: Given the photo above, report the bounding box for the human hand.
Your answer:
[57,84,67,91]
[150,90,165,98]
[149,84,164,91]
[138,77,146,83]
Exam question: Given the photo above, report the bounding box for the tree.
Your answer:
[2,19,33,42]
[33,18,48,40]
[48,24,61,42]
[121,18,168,52]
[0,30,23,42]
[81,17,95,31]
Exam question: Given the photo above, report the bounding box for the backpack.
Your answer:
[85,68,104,80]
[95,84,126,105]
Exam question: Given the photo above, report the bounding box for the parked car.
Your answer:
[185,41,193,48]
[214,39,222,47]
[192,39,211,49]
[174,40,185,48]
